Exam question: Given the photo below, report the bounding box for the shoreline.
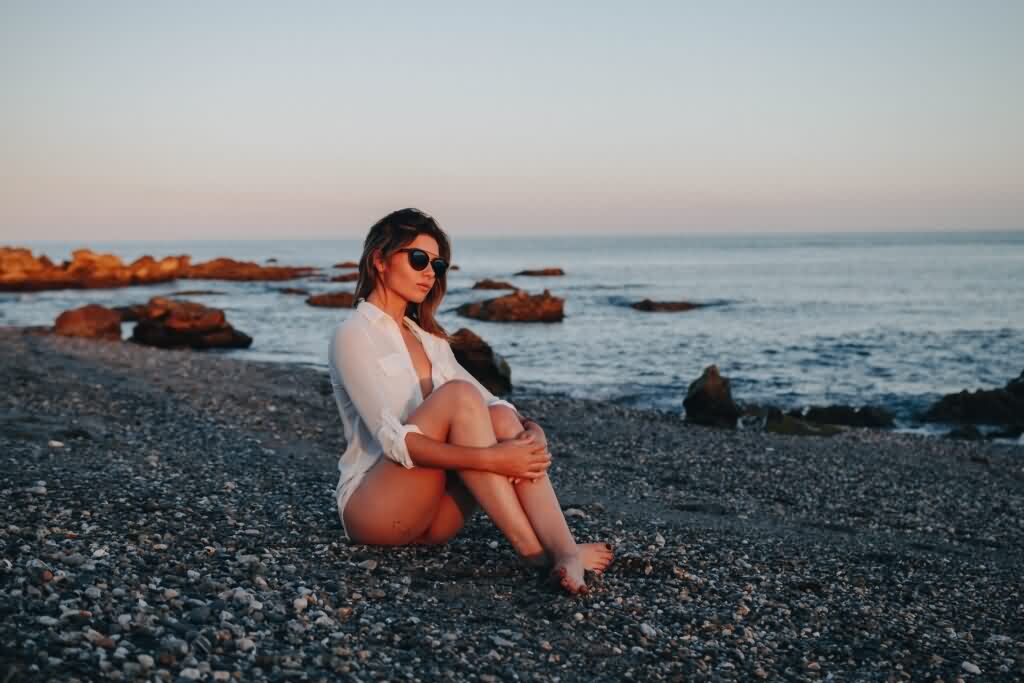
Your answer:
[2,328,1023,680]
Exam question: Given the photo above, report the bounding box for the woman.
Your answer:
[327,208,613,594]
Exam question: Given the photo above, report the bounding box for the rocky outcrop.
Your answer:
[683,365,741,428]
[184,258,317,281]
[473,279,516,290]
[739,404,843,437]
[790,405,895,428]
[330,272,359,283]
[54,304,123,341]
[457,289,564,322]
[129,298,252,350]
[514,268,564,276]
[631,299,703,313]
[278,287,310,296]
[306,291,356,308]
[333,261,359,269]
[449,328,512,396]
[921,371,1024,432]
[0,247,190,291]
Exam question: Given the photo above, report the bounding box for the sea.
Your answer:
[4,231,1022,443]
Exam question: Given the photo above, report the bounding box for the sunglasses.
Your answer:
[396,248,449,277]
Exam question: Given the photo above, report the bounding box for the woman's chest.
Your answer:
[400,328,435,398]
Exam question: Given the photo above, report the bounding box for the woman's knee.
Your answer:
[438,379,488,411]
[488,404,524,439]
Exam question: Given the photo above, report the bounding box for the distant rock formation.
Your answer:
[278,287,311,296]
[513,267,564,277]
[1,247,190,292]
[631,299,703,312]
[184,257,317,281]
[472,279,517,290]
[306,291,356,308]
[457,289,564,322]
[333,261,359,269]
[330,272,359,283]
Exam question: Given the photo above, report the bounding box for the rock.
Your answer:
[333,261,359,268]
[472,279,516,290]
[329,272,359,283]
[306,291,356,308]
[457,289,564,323]
[922,371,1024,430]
[1006,370,1024,397]
[449,328,512,395]
[630,299,703,312]
[513,268,564,276]
[683,365,741,428]
[790,404,895,428]
[946,424,983,441]
[236,638,255,652]
[54,304,123,340]
[639,623,657,639]
[740,403,843,436]
[962,661,981,674]
[277,287,310,296]
[128,298,252,350]
[184,258,317,281]
[0,247,190,291]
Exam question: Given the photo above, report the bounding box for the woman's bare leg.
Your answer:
[403,381,549,567]
[489,406,614,587]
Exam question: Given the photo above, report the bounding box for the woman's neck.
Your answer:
[366,290,408,327]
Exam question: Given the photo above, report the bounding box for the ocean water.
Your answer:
[4,231,1023,438]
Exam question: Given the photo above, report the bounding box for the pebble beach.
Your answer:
[2,327,1022,682]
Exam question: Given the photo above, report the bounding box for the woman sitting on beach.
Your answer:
[327,208,613,595]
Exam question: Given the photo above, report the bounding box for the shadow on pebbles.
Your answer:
[1,328,1022,681]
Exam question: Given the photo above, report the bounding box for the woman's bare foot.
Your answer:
[577,542,614,575]
[551,553,587,595]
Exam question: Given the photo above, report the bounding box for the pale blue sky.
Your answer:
[1,1,1021,239]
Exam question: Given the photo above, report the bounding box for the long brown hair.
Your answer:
[353,208,453,341]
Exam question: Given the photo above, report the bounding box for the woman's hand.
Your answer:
[487,432,551,482]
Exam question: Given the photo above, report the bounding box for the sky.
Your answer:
[1,1,1022,240]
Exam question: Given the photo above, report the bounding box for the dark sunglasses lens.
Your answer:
[431,259,448,276]
[407,249,430,270]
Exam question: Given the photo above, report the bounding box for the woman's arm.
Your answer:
[331,325,546,476]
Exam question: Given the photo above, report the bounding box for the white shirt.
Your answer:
[328,298,518,540]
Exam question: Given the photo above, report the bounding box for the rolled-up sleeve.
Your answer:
[330,324,423,468]
[442,341,520,416]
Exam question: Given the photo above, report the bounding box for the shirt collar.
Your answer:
[357,298,425,336]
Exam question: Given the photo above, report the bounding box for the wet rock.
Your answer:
[277,287,310,296]
[54,304,123,341]
[333,261,359,269]
[306,291,356,308]
[791,404,895,428]
[329,272,359,283]
[129,298,253,350]
[513,267,564,276]
[683,365,741,428]
[449,328,512,395]
[457,289,564,323]
[922,369,1024,431]
[630,299,703,312]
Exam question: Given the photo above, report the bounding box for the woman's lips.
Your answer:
[417,283,432,291]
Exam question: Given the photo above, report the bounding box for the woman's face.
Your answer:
[376,233,442,304]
